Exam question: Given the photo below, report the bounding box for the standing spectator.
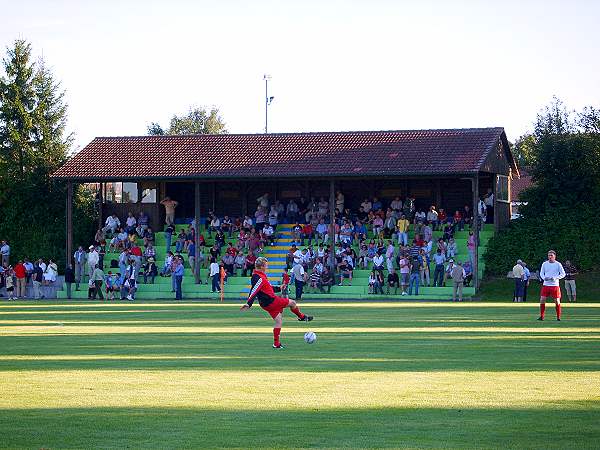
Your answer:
[209,258,220,293]
[173,256,184,300]
[5,266,15,300]
[74,246,87,290]
[32,262,44,299]
[64,264,75,299]
[256,192,270,209]
[0,240,10,266]
[43,259,58,287]
[451,261,466,302]
[419,248,431,287]
[87,246,99,278]
[292,260,305,300]
[268,206,279,230]
[563,260,578,303]
[234,251,246,276]
[477,197,487,226]
[369,270,382,294]
[463,205,473,229]
[160,197,179,226]
[143,227,155,248]
[427,206,439,230]
[396,214,410,246]
[14,260,26,299]
[398,255,410,296]
[91,264,105,300]
[164,223,175,252]
[408,256,421,296]
[467,231,476,267]
[512,259,525,303]
[187,241,196,276]
[432,249,446,287]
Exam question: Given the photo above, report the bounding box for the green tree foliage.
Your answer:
[510,134,536,169]
[0,40,95,269]
[148,106,227,135]
[484,98,600,275]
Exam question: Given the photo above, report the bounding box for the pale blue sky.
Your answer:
[1,0,599,151]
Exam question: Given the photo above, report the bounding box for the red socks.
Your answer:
[273,327,281,346]
[540,303,546,319]
[556,302,561,320]
[291,306,305,320]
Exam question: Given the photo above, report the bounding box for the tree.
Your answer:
[511,134,537,168]
[484,98,600,275]
[0,40,95,269]
[148,106,227,135]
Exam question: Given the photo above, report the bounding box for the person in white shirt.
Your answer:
[102,214,121,234]
[209,259,221,293]
[538,250,566,321]
[390,197,403,212]
[291,262,305,300]
[87,246,99,278]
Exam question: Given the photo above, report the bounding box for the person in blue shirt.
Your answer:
[522,261,531,302]
[173,256,185,300]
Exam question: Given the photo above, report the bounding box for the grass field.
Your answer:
[0,301,599,449]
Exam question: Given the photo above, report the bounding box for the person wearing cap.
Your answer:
[143,257,158,284]
[512,259,525,302]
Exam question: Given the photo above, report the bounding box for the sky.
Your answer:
[1,0,599,152]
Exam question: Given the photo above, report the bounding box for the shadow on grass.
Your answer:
[0,404,598,449]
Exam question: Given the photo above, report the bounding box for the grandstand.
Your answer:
[52,127,516,300]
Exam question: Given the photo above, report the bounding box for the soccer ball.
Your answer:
[304,331,317,344]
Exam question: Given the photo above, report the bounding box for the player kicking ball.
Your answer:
[538,250,566,321]
[240,257,313,348]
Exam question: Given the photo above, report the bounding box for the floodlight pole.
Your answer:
[264,74,271,134]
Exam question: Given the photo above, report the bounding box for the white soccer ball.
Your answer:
[304,331,317,344]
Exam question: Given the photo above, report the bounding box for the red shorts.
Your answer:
[261,296,291,319]
[540,285,561,299]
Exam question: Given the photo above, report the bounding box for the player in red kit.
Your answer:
[240,257,313,348]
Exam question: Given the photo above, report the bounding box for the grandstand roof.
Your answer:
[52,127,516,181]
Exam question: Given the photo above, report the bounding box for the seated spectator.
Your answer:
[125,212,137,235]
[316,219,328,244]
[222,252,235,276]
[384,210,396,239]
[453,210,464,231]
[438,208,447,225]
[221,215,232,237]
[234,251,246,275]
[339,222,353,247]
[143,257,158,284]
[436,238,447,256]
[414,209,426,224]
[207,214,219,235]
[103,213,121,234]
[143,227,155,247]
[390,196,403,212]
[105,271,118,300]
[242,215,253,231]
[387,268,400,294]
[447,238,458,258]
[292,222,302,244]
[320,267,334,293]
[372,215,384,237]
[308,268,321,293]
[423,222,433,243]
[255,206,267,231]
[443,222,455,241]
[183,225,195,252]
[337,252,354,286]
[175,229,186,253]
[143,243,156,263]
[161,252,174,277]
[372,197,383,212]
[358,244,369,269]
[136,211,150,236]
[263,224,275,245]
[243,251,256,277]
[463,261,473,286]
[427,206,439,230]
[369,270,384,295]
[214,230,226,249]
[286,199,299,223]
[43,259,58,285]
[95,228,106,246]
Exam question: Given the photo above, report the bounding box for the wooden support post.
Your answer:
[212,182,216,212]
[329,179,336,273]
[493,175,499,233]
[98,182,104,230]
[66,182,73,269]
[435,179,442,207]
[194,182,201,285]
[472,175,480,292]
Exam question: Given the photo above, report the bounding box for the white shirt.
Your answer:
[126,217,136,227]
[373,254,384,266]
[390,199,403,210]
[209,262,220,277]
[291,263,305,280]
[540,261,566,286]
[88,251,99,266]
[263,226,274,236]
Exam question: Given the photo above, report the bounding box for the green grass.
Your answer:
[1,301,599,449]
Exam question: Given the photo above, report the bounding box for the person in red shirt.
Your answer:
[243,251,257,277]
[13,260,27,299]
[438,208,447,225]
[301,223,314,246]
[241,257,313,348]
[453,210,464,231]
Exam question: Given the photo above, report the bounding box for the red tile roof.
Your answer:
[52,128,511,180]
[511,169,533,201]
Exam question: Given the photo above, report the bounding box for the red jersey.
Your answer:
[14,263,26,279]
[247,270,278,308]
[282,273,290,285]
[130,246,142,257]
